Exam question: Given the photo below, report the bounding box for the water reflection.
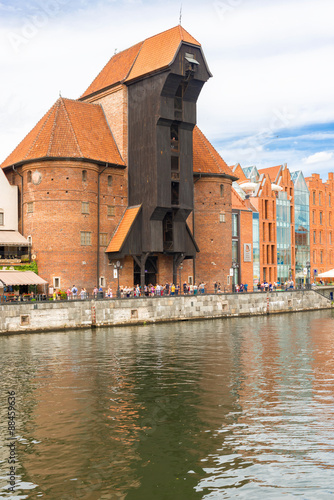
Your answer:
[0,311,333,499]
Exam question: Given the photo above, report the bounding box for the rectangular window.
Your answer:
[320,211,323,224]
[82,202,89,214]
[312,211,315,224]
[27,202,34,213]
[264,199,268,219]
[320,250,323,264]
[330,232,332,245]
[219,213,225,223]
[107,205,115,216]
[99,233,108,246]
[319,192,322,205]
[53,277,60,289]
[80,231,91,246]
[313,191,316,204]
[227,275,230,285]
[99,276,105,288]
[232,213,238,237]
[313,250,316,263]
[319,231,322,244]
[108,175,112,187]
[0,212,3,225]
[313,230,316,244]
[329,193,331,207]
[329,212,332,226]
[188,276,193,285]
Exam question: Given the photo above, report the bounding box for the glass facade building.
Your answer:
[291,171,310,283]
[276,191,291,283]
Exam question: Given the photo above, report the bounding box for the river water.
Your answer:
[1,310,334,499]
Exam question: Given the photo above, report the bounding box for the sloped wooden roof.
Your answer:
[106,205,141,253]
[193,126,235,177]
[1,98,125,169]
[81,25,201,99]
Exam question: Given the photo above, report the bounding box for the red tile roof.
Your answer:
[81,25,201,99]
[258,165,282,183]
[193,126,235,176]
[1,98,125,169]
[232,188,247,210]
[106,205,141,253]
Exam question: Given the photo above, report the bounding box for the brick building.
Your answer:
[305,172,334,278]
[1,26,235,293]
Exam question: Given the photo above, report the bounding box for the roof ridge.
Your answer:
[197,127,225,173]
[60,98,83,157]
[22,103,56,162]
[47,98,61,156]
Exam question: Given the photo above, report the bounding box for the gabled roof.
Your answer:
[106,205,141,253]
[232,188,247,210]
[1,98,125,169]
[80,25,202,99]
[258,165,282,183]
[193,126,236,178]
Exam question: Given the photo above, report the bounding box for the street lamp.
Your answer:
[114,260,122,298]
[232,260,239,293]
[306,261,311,289]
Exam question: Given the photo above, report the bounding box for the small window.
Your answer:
[320,250,323,264]
[99,276,105,288]
[0,211,3,226]
[319,192,322,205]
[108,175,112,187]
[319,231,322,244]
[100,233,108,246]
[107,205,115,216]
[27,235,32,246]
[27,171,32,183]
[82,202,89,214]
[80,231,91,246]
[313,250,316,263]
[82,170,87,182]
[219,213,225,223]
[313,191,316,204]
[329,212,332,226]
[312,211,315,224]
[320,212,323,224]
[220,184,224,197]
[53,277,60,289]
[313,231,316,244]
[329,193,331,207]
[330,232,332,245]
[27,202,34,213]
[188,276,193,285]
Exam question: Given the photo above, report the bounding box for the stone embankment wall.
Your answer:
[0,290,332,335]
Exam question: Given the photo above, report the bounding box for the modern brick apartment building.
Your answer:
[306,172,334,278]
[1,26,236,292]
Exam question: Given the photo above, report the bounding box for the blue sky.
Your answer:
[0,0,334,178]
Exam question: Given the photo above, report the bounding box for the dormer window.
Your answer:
[185,52,199,80]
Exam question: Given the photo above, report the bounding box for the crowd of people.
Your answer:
[63,282,210,300]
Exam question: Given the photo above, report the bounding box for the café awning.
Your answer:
[317,269,334,278]
[0,271,48,286]
[0,231,30,246]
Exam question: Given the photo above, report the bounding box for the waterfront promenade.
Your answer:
[0,289,332,335]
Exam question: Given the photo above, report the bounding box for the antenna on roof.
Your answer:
[179,4,182,25]
[59,90,62,97]
[114,48,118,55]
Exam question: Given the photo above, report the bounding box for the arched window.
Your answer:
[82,170,87,182]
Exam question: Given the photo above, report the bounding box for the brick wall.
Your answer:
[194,176,233,291]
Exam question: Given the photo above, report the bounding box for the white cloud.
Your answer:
[304,152,333,164]
[1,0,334,170]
